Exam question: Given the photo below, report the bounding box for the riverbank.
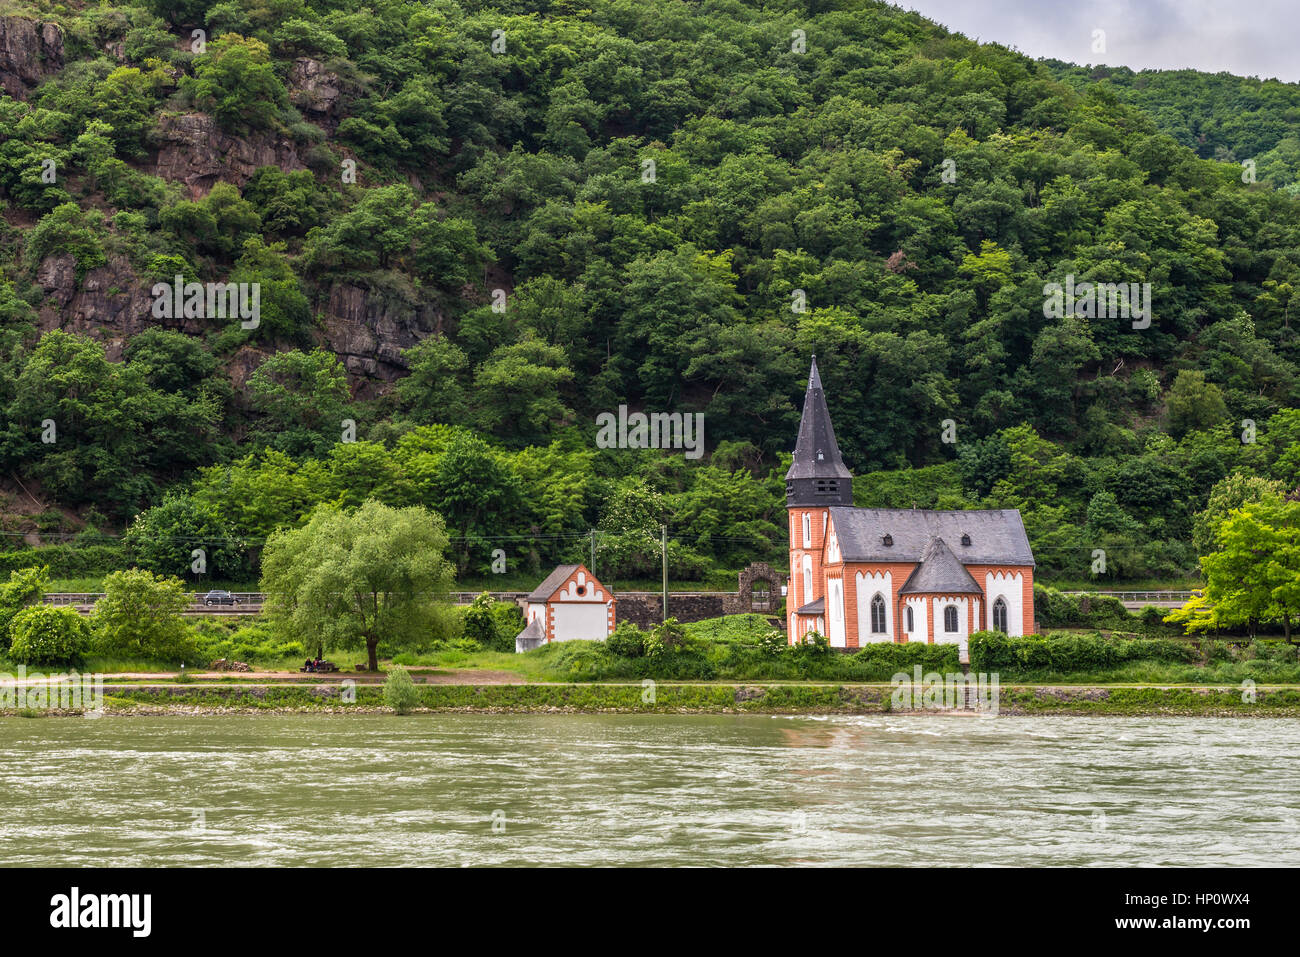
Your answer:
[4,682,1300,716]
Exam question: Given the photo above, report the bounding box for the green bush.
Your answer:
[0,544,126,578]
[193,622,305,666]
[460,593,524,652]
[969,630,1200,675]
[383,665,420,713]
[606,621,647,657]
[7,605,91,664]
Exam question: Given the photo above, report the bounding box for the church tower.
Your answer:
[786,357,853,637]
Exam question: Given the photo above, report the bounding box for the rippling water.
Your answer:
[1,714,1297,866]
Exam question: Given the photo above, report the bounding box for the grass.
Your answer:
[68,683,1300,716]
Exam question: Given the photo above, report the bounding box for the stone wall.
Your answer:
[616,593,731,628]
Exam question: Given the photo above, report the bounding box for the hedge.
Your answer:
[970,630,1199,674]
[0,544,127,578]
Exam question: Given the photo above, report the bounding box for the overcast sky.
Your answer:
[893,0,1300,83]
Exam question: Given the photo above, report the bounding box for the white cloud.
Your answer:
[893,0,1300,83]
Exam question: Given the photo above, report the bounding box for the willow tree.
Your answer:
[260,500,454,670]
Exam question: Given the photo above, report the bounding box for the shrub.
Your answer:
[606,622,647,657]
[0,544,127,578]
[970,630,1200,674]
[460,594,524,653]
[759,629,787,657]
[8,605,90,664]
[383,666,420,714]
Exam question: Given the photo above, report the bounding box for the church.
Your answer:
[786,358,1036,656]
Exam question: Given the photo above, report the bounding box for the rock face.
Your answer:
[289,58,342,121]
[36,254,202,360]
[0,18,63,98]
[320,282,445,390]
[153,112,305,197]
[37,253,445,393]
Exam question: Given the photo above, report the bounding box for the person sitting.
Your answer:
[303,659,313,672]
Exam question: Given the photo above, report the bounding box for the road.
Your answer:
[43,589,1198,615]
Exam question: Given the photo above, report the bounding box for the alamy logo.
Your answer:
[1042,273,1151,329]
[151,275,260,329]
[50,887,151,937]
[890,666,1000,714]
[0,667,103,715]
[595,405,704,459]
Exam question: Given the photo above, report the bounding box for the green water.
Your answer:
[1,714,1296,866]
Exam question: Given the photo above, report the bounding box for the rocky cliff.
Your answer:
[0,17,62,99]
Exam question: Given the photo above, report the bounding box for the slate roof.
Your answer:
[828,507,1035,567]
[796,596,825,615]
[514,616,545,653]
[527,564,581,601]
[900,537,983,595]
[785,357,852,482]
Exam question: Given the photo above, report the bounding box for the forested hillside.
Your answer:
[0,0,1298,586]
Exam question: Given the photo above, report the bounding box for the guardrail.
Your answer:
[1061,590,1198,601]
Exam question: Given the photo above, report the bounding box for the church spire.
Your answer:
[786,356,853,507]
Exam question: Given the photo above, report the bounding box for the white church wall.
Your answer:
[985,571,1025,636]
[903,597,926,642]
[855,570,893,643]
[828,577,845,647]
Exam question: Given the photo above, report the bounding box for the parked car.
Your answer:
[202,590,240,606]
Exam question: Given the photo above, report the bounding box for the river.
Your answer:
[1,714,1296,866]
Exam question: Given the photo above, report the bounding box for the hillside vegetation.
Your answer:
[0,0,1297,588]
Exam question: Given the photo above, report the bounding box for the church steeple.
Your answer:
[786,356,853,506]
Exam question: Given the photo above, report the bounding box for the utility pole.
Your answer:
[661,524,668,622]
[590,529,596,574]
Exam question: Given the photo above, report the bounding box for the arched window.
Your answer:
[870,593,886,633]
[802,513,811,548]
[905,605,914,632]
[802,555,813,604]
[944,605,959,633]
[992,597,1008,633]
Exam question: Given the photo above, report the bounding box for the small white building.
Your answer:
[515,564,617,652]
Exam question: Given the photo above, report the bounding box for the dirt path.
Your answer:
[36,669,528,685]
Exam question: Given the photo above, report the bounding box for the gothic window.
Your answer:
[905,605,914,632]
[944,605,959,633]
[993,597,1008,633]
[802,555,813,604]
[870,593,886,633]
[802,512,811,548]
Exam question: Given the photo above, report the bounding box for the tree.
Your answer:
[246,349,352,457]
[260,500,455,671]
[426,432,524,571]
[396,337,471,424]
[183,34,289,132]
[1166,369,1229,438]
[124,493,251,581]
[92,569,194,661]
[0,565,49,649]
[472,337,575,445]
[1192,471,1285,555]
[1201,500,1300,641]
